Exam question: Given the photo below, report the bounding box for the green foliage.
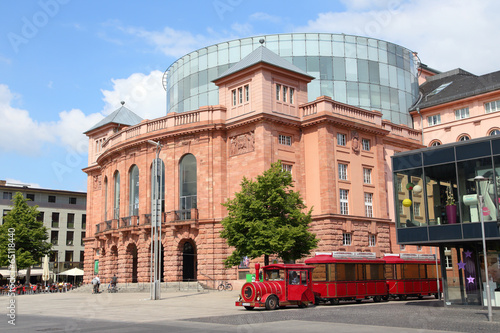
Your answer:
[220,161,318,268]
[0,192,51,270]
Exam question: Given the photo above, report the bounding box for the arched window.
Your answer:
[430,140,441,147]
[458,134,470,141]
[151,160,165,212]
[489,129,500,136]
[129,165,139,216]
[179,154,197,219]
[113,171,120,219]
[104,176,108,220]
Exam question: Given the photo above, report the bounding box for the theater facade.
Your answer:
[83,42,423,284]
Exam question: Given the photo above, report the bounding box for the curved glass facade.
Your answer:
[164,33,419,126]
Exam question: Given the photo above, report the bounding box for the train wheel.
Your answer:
[399,295,407,301]
[265,295,278,310]
[382,295,389,301]
[418,295,423,300]
[373,296,381,303]
[330,299,339,305]
[244,306,254,310]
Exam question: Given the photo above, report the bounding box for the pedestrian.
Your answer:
[92,275,100,294]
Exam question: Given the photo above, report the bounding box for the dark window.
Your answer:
[36,211,44,222]
[82,214,86,229]
[51,231,58,245]
[392,153,422,171]
[50,251,58,263]
[66,231,74,246]
[423,147,454,166]
[455,141,491,160]
[69,197,77,204]
[81,231,86,246]
[48,195,56,203]
[52,212,59,228]
[67,213,75,228]
[65,251,73,262]
[26,193,35,201]
[3,192,12,200]
[80,251,84,263]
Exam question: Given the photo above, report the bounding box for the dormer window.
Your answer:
[232,90,237,106]
[231,84,250,107]
[275,83,295,105]
[238,87,243,104]
[289,88,294,104]
[276,84,281,100]
[245,85,249,102]
[283,86,288,102]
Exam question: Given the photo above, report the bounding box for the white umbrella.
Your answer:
[42,255,50,285]
[58,267,84,286]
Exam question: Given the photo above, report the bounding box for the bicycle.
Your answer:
[217,281,233,291]
[107,284,119,293]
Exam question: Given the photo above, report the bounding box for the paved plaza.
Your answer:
[2,289,500,332]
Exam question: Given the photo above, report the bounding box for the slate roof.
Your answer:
[411,68,500,111]
[85,104,143,133]
[213,45,315,82]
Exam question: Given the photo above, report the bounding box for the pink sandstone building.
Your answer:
[83,44,425,284]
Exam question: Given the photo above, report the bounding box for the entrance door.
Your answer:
[183,242,196,281]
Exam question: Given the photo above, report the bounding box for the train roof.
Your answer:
[383,254,440,264]
[263,263,314,270]
[305,254,385,264]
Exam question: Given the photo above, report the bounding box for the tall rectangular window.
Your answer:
[82,214,86,229]
[363,168,372,184]
[52,212,59,228]
[398,200,403,215]
[362,139,370,151]
[65,251,73,263]
[338,163,348,180]
[445,255,453,269]
[67,213,75,229]
[342,233,352,246]
[276,84,281,100]
[427,114,441,126]
[66,231,74,246]
[455,107,469,119]
[369,234,376,247]
[244,85,249,102]
[397,177,403,192]
[414,202,421,217]
[81,231,86,246]
[232,89,236,106]
[283,86,288,102]
[365,193,373,217]
[289,88,294,104]
[51,230,58,245]
[337,133,347,146]
[340,189,349,215]
[238,87,243,104]
[37,211,44,222]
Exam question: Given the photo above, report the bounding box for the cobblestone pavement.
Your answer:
[2,290,499,332]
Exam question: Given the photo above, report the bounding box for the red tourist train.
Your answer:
[235,252,442,310]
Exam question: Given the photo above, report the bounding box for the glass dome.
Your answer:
[163,33,419,126]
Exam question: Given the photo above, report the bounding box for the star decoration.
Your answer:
[464,250,472,258]
[457,261,466,270]
[467,275,475,284]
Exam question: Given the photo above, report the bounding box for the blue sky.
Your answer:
[1,0,499,192]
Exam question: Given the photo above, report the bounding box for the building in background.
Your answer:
[0,180,86,281]
[83,42,425,285]
[163,33,420,127]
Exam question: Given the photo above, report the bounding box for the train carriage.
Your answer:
[305,252,388,305]
[384,253,442,300]
[236,263,315,310]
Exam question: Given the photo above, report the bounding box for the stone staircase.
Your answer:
[70,281,208,293]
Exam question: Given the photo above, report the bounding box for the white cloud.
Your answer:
[296,0,500,75]
[100,70,165,120]
[249,12,283,25]
[0,84,103,155]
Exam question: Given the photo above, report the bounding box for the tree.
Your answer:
[0,192,52,283]
[220,161,319,268]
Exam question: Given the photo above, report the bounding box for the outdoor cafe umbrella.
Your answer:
[42,255,50,286]
[58,267,84,285]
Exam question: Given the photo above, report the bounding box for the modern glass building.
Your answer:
[392,136,500,306]
[163,33,419,126]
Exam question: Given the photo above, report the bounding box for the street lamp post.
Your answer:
[148,140,163,300]
[474,175,493,322]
